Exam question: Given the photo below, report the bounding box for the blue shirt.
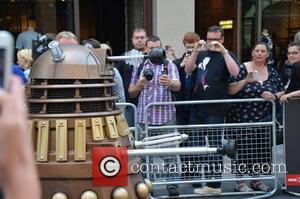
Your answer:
[11,64,27,85]
[15,29,41,49]
[113,68,125,103]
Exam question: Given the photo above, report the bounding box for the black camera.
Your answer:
[148,48,166,65]
[143,68,154,81]
[186,49,193,55]
[32,35,52,62]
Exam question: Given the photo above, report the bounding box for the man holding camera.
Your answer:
[128,35,181,196]
[185,25,240,195]
[128,35,181,125]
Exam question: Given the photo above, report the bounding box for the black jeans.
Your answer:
[187,109,224,188]
[176,108,191,125]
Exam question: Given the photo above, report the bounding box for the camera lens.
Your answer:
[149,48,166,65]
[143,68,154,81]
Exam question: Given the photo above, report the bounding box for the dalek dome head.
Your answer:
[27,43,119,118]
[30,44,109,79]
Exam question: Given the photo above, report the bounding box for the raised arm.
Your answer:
[228,71,255,95]
[159,62,181,92]
[185,40,206,73]
[210,41,240,76]
[128,77,148,98]
[229,79,248,95]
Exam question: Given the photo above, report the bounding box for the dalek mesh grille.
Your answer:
[80,88,104,98]
[47,103,76,114]
[48,89,75,99]
[27,78,120,117]
[29,103,44,114]
[80,102,107,112]
[31,89,44,99]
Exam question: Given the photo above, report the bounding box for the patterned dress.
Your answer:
[226,64,284,175]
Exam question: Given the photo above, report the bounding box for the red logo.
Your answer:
[92,147,128,186]
[286,174,300,186]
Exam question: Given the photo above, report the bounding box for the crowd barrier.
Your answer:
[116,102,138,138]
[118,99,280,198]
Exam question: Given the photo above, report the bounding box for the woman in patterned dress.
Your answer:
[226,41,285,192]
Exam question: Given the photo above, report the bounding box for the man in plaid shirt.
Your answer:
[128,35,181,196]
[129,35,181,126]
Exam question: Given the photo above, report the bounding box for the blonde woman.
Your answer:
[17,49,32,81]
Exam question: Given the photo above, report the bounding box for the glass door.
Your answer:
[239,0,300,69]
[261,0,300,69]
[239,0,258,62]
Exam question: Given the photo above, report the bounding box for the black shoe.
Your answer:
[167,185,180,196]
[250,181,272,192]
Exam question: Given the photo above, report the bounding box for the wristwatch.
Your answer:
[221,49,228,55]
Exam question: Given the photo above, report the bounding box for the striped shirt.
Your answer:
[130,60,179,125]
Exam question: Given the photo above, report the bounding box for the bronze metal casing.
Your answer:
[27,45,149,199]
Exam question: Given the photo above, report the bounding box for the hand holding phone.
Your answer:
[203,43,213,50]
[186,49,193,55]
[0,31,14,89]
[252,70,260,81]
[159,74,170,86]
[245,70,260,83]
[161,70,168,76]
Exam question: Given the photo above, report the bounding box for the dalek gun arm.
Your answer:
[133,132,188,149]
[130,139,236,159]
[106,48,166,66]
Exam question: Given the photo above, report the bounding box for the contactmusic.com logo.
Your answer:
[92,147,128,186]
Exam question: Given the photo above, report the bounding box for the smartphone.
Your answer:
[252,70,260,81]
[204,43,213,50]
[161,66,168,76]
[0,31,14,89]
[186,49,193,55]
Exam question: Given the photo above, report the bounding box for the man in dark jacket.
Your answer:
[116,28,147,127]
[185,25,240,195]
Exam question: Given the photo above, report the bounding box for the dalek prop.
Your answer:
[27,42,152,199]
[27,42,236,199]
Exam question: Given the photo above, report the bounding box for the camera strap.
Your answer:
[137,63,144,78]
[137,59,147,77]
[163,60,169,74]
[137,59,170,78]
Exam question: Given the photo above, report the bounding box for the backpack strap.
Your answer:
[138,59,170,76]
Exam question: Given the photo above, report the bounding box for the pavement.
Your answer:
[151,145,300,198]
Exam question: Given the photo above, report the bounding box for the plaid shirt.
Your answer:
[130,60,179,125]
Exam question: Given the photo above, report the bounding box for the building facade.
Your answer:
[0,0,299,67]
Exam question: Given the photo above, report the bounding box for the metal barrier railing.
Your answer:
[140,98,278,199]
[116,102,138,138]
